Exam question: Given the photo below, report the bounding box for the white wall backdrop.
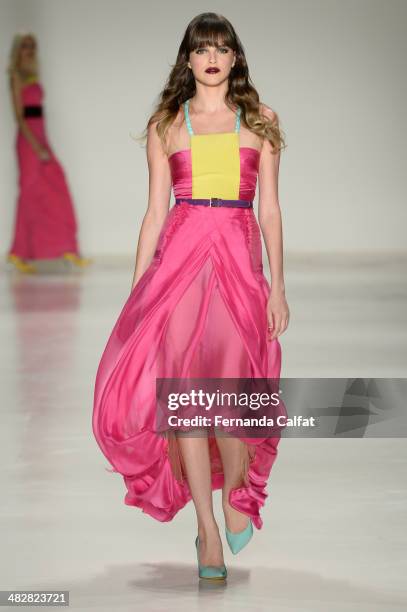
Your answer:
[1,0,406,256]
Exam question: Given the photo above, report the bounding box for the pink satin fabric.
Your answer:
[8,82,79,259]
[92,144,282,530]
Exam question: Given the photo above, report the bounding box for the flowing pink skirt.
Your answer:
[9,117,79,259]
[92,202,283,530]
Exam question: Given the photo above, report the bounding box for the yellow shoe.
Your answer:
[62,252,93,267]
[7,254,37,274]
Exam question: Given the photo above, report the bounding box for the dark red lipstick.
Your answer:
[205,67,220,73]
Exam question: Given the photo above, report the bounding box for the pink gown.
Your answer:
[92,102,283,530]
[8,80,79,259]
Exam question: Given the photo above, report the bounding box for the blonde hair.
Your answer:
[7,32,40,84]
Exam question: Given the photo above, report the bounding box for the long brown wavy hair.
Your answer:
[137,12,286,155]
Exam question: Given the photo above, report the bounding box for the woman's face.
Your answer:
[19,36,36,66]
[189,41,236,86]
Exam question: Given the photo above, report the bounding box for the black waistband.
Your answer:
[23,105,43,118]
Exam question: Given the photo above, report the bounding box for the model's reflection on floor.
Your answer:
[7,274,82,490]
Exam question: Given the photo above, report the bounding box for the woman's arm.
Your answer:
[9,72,47,158]
[258,104,289,339]
[130,120,172,291]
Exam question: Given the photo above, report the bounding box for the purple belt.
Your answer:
[175,197,253,208]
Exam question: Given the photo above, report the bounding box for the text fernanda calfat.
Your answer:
[167,415,316,427]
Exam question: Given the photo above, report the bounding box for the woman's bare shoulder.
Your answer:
[147,111,183,162]
[147,107,184,137]
[163,106,187,157]
[165,106,185,141]
[259,102,277,122]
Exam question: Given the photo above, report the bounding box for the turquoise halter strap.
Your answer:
[183,98,241,135]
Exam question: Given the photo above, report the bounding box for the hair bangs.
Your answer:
[188,20,235,52]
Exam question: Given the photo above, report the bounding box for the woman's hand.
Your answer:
[267,289,290,340]
[38,146,51,161]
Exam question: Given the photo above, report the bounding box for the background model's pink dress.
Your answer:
[92,105,283,530]
[8,81,79,259]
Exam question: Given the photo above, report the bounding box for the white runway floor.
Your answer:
[1,252,406,611]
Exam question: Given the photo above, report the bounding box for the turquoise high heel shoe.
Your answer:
[195,536,227,580]
[225,518,253,554]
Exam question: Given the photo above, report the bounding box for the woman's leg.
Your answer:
[215,434,251,532]
[176,431,224,566]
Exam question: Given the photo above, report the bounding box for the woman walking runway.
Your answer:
[6,32,90,273]
[93,12,289,581]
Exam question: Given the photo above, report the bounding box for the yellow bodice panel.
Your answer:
[191,132,241,200]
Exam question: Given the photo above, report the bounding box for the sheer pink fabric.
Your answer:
[92,147,283,530]
[8,82,79,259]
